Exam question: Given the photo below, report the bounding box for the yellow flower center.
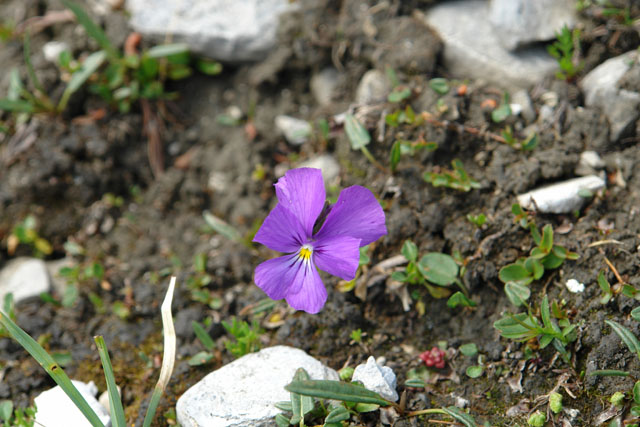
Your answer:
[299,246,312,261]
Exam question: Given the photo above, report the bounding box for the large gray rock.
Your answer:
[422,0,557,90]
[580,50,640,142]
[125,0,297,61]
[177,346,339,427]
[34,380,111,427]
[489,0,576,51]
[0,257,50,304]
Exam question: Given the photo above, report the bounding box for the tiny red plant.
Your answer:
[419,346,446,369]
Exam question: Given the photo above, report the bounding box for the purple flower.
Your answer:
[253,168,387,313]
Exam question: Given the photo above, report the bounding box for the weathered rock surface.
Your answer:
[517,175,606,214]
[422,0,557,90]
[34,380,110,427]
[0,257,50,304]
[125,0,297,61]
[176,346,339,427]
[580,50,640,142]
[275,115,312,145]
[352,356,399,401]
[355,69,391,105]
[488,0,576,50]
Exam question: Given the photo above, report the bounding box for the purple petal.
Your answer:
[254,254,305,300]
[313,236,361,280]
[314,185,387,246]
[274,168,325,236]
[285,265,327,314]
[253,204,306,252]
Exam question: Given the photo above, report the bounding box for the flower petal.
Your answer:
[313,235,361,280]
[254,254,305,300]
[285,265,327,314]
[275,168,325,236]
[315,185,387,246]
[253,204,306,252]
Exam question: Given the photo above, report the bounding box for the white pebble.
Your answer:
[565,279,585,293]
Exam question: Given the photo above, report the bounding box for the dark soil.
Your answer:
[1,0,640,426]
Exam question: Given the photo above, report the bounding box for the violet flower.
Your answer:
[253,168,386,313]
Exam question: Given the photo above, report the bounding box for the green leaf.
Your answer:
[188,351,214,366]
[290,369,315,424]
[59,50,107,111]
[404,378,426,388]
[95,336,126,427]
[192,321,215,351]
[459,343,478,357]
[447,291,476,308]
[632,307,640,322]
[147,43,189,58]
[285,380,391,406]
[275,413,290,427]
[388,87,411,103]
[504,282,531,307]
[499,264,533,285]
[390,140,401,172]
[0,313,105,426]
[62,0,118,59]
[203,211,242,242]
[465,365,483,378]
[540,295,553,331]
[491,103,511,123]
[606,320,640,359]
[634,381,640,404]
[494,313,539,341]
[325,405,350,423]
[344,114,371,150]
[0,400,13,421]
[358,245,370,265]
[541,252,564,269]
[418,253,459,286]
[274,401,292,412]
[8,68,23,100]
[355,402,379,412]
[401,240,418,262]
[391,271,408,282]
[539,224,553,253]
[196,59,223,75]
[442,406,477,427]
[0,98,35,113]
[589,370,631,377]
[429,78,450,95]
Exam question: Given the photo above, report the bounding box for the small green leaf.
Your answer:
[465,365,483,378]
[196,59,223,75]
[285,380,391,406]
[418,253,458,286]
[491,103,512,123]
[499,264,533,286]
[391,271,408,282]
[0,98,35,113]
[633,381,640,404]
[539,224,553,253]
[402,240,418,262]
[188,351,215,366]
[192,321,215,351]
[355,402,380,412]
[442,406,477,427]
[632,307,640,322]
[405,378,426,388]
[504,282,531,307]
[62,0,117,59]
[274,401,292,412]
[147,43,189,58]
[429,78,450,95]
[390,140,401,172]
[0,400,13,421]
[589,370,631,377]
[447,291,476,308]
[325,405,350,423]
[203,211,242,242]
[275,413,290,427]
[344,114,371,150]
[459,343,478,357]
[388,87,411,103]
[606,320,640,359]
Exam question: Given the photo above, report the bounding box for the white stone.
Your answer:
[310,68,340,106]
[575,151,605,176]
[579,50,640,141]
[511,89,536,123]
[422,0,557,90]
[351,356,398,402]
[43,41,70,64]
[34,380,111,427]
[565,278,585,293]
[0,258,50,304]
[299,155,340,183]
[125,0,297,61]
[355,70,391,105]
[275,115,312,145]
[488,0,576,51]
[516,175,606,214]
[176,346,339,427]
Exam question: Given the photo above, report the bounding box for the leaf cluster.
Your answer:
[221,317,264,358]
[0,400,35,427]
[547,25,584,81]
[393,241,475,308]
[9,215,52,258]
[389,138,437,172]
[494,295,577,363]
[501,125,538,151]
[424,159,480,192]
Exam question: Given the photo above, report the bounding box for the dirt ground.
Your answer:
[1,0,640,426]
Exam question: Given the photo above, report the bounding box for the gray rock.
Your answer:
[34,380,111,427]
[275,115,312,145]
[126,0,297,61]
[575,151,605,176]
[351,356,398,402]
[0,257,50,304]
[422,0,557,90]
[176,346,339,427]
[310,68,340,106]
[580,50,640,142]
[488,0,576,51]
[517,175,606,214]
[355,70,391,105]
[299,155,341,183]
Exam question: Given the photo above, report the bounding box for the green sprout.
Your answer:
[501,126,538,151]
[222,317,264,358]
[389,138,438,172]
[188,319,217,366]
[547,25,584,81]
[423,159,480,192]
[466,213,487,228]
[9,215,52,258]
[344,113,387,172]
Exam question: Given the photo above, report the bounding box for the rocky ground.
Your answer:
[1,0,640,426]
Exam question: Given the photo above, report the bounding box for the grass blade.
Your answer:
[61,0,118,59]
[58,50,107,112]
[0,99,35,113]
[285,380,391,406]
[0,312,105,427]
[441,406,477,427]
[94,336,126,427]
[191,321,215,351]
[142,277,177,427]
[605,320,640,359]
